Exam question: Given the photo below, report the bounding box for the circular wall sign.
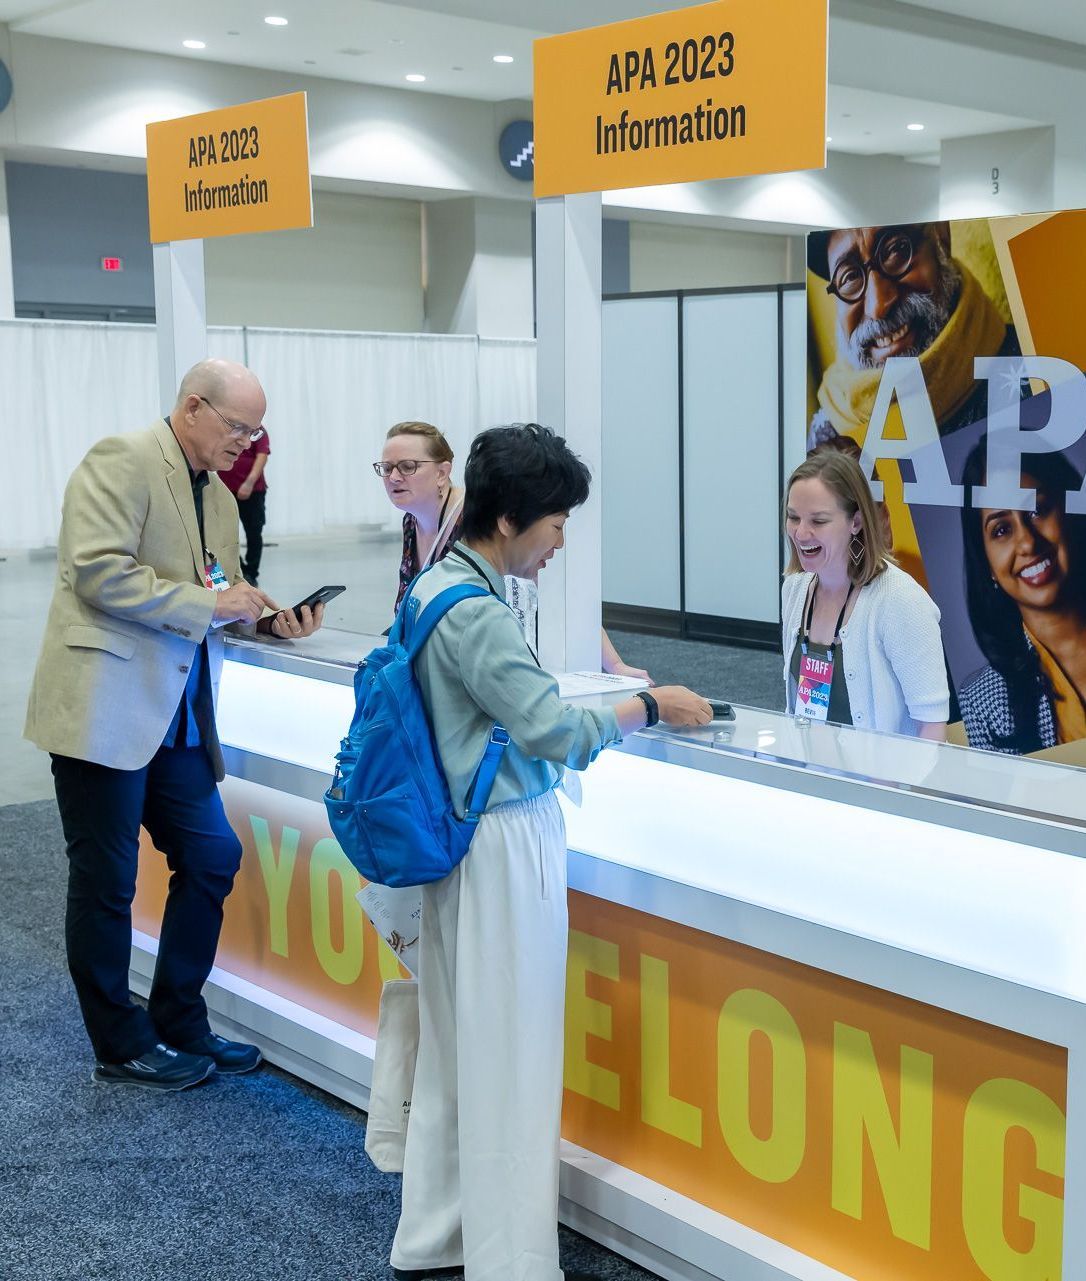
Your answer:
[499,120,534,182]
[0,61,11,115]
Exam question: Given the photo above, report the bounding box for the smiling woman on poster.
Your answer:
[781,451,948,739]
[959,445,1086,754]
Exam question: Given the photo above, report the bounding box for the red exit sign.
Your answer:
[100,257,124,272]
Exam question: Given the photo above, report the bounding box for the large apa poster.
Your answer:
[806,212,1086,758]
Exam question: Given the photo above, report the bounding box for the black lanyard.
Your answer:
[801,581,854,659]
[450,545,542,669]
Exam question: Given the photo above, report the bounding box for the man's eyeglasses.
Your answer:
[372,460,436,478]
[198,395,265,442]
[826,229,918,304]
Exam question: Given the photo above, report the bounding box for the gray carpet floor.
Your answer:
[608,631,784,712]
[0,799,661,1281]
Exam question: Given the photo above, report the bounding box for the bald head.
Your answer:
[172,357,268,474]
[174,358,262,415]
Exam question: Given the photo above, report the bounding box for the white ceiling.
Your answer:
[896,0,1086,47]
[0,0,1070,159]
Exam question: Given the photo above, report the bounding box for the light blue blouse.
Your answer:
[409,544,621,817]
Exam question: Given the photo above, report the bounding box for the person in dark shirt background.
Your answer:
[220,426,271,585]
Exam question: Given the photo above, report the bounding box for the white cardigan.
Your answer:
[781,564,950,736]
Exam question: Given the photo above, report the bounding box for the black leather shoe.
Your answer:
[178,1033,262,1075]
[93,1042,215,1091]
[391,1267,463,1280]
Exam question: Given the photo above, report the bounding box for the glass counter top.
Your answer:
[636,702,1086,840]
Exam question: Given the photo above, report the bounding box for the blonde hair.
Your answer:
[386,421,453,465]
[783,451,891,586]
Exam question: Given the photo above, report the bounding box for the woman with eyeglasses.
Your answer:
[375,421,464,615]
[375,421,653,682]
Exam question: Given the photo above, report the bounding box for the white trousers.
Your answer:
[390,791,568,1281]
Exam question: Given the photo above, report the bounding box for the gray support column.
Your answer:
[534,192,602,674]
[0,157,14,319]
[152,239,207,411]
[423,197,534,338]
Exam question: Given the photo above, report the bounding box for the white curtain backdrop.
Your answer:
[0,319,535,549]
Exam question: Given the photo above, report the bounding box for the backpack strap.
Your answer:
[403,581,512,823]
[464,725,510,823]
[403,583,491,659]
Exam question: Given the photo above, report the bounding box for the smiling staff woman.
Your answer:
[782,451,949,738]
[959,444,1086,754]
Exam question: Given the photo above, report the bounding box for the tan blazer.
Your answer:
[25,419,243,779]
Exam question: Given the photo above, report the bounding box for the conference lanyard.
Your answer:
[795,582,854,723]
[450,545,542,669]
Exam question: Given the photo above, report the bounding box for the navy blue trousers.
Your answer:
[51,745,243,1064]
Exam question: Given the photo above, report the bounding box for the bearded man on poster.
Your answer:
[806,220,1020,451]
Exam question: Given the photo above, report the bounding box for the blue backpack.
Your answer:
[324,581,509,888]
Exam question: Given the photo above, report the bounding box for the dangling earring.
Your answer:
[849,534,864,566]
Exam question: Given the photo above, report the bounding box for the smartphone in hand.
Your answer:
[291,585,346,614]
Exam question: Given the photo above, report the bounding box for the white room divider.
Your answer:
[602,284,805,646]
[0,319,535,549]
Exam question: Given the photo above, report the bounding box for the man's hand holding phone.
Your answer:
[263,601,325,639]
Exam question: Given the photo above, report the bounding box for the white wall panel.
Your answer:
[602,297,680,612]
[682,291,780,624]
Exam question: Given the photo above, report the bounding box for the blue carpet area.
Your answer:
[0,799,663,1281]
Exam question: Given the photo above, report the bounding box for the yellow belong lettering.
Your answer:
[640,953,702,1146]
[963,1078,1065,1281]
[250,816,298,958]
[309,837,365,985]
[717,988,806,1183]
[565,930,621,1110]
[831,1022,933,1249]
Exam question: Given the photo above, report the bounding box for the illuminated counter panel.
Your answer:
[563,893,1066,1281]
[127,645,1086,1281]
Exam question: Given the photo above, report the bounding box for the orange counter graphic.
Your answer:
[135,777,1066,1280]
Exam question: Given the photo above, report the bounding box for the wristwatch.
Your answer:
[635,690,660,728]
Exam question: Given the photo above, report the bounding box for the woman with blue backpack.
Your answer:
[387,423,711,1281]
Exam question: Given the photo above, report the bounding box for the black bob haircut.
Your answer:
[461,423,591,541]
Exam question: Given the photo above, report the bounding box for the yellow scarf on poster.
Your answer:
[814,266,1007,588]
[816,265,1007,437]
[1026,627,1086,745]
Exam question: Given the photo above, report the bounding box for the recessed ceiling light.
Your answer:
[405,73,426,83]
[907,122,925,131]
[182,39,206,50]
[825,135,832,143]
[493,54,514,64]
[264,15,289,26]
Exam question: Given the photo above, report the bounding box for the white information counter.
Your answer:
[130,629,1086,1281]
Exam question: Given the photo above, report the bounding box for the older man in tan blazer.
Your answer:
[26,358,323,1090]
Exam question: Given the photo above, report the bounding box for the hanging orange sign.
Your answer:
[533,0,827,198]
[146,91,313,243]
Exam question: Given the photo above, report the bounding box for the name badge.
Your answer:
[204,552,230,593]
[796,650,833,722]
